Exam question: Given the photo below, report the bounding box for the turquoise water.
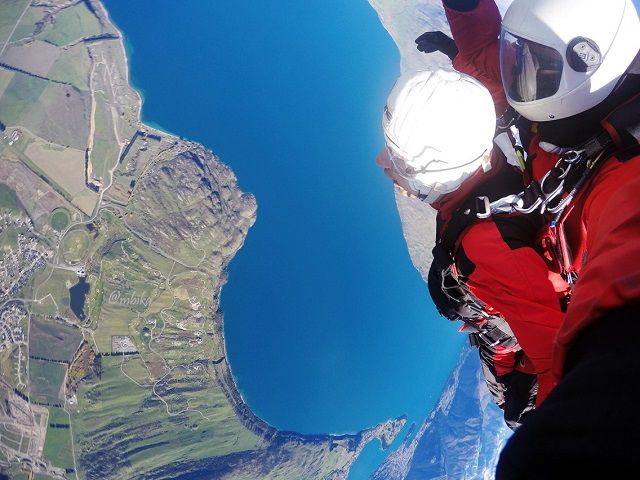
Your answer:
[103,0,465,475]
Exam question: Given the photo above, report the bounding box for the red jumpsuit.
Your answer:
[442,0,564,403]
[442,0,640,476]
[378,143,542,427]
[444,0,640,393]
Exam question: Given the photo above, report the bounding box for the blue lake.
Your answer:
[103,0,465,476]
[69,275,89,321]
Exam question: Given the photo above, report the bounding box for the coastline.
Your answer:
[0,0,412,476]
[97,0,405,467]
[96,2,176,141]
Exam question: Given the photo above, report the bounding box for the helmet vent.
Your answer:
[567,37,601,72]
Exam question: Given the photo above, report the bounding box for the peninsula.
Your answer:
[0,1,405,478]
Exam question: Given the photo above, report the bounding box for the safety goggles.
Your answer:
[500,31,564,103]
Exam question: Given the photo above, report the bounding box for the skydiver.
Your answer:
[378,68,553,429]
[417,0,640,474]
[495,0,640,476]
[412,0,569,407]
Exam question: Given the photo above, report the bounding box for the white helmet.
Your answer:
[500,0,640,122]
[382,69,495,204]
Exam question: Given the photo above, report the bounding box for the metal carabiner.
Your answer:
[561,149,584,164]
[476,194,527,218]
[546,193,573,215]
[514,195,542,214]
[556,162,572,180]
[539,166,568,213]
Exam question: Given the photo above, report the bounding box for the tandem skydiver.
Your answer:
[496,0,640,476]
[413,0,571,406]
[416,0,640,475]
[377,68,555,429]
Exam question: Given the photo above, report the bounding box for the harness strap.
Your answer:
[429,162,525,349]
[480,93,640,223]
[602,92,640,152]
[476,132,614,222]
[435,162,524,263]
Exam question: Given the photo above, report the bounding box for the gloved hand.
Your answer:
[414,31,458,61]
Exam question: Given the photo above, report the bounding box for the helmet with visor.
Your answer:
[500,0,640,121]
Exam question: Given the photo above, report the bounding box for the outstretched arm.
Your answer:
[447,0,506,113]
[443,0,501,61]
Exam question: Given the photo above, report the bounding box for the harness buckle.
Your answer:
[475,196,492,219]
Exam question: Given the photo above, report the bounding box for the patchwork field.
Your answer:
[0,182,18,209]
[0,0,30,48]
[25,139,87,197]
[29,317,83,362]
[41,2,102,47]
[1,40,61,77]
[42,408,74,471]
[28,360,66,405]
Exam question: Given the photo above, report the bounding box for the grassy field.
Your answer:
[41,2,102,47]
[0,71,15,100]
[46,43,92,90]
[24,81,90,151]
[0,0,30,47]
[71,355,264,479]
[43,408,74,470]
[92,302,138,353]
[91,91,120,183]
[29,317,83,362]
[119,354,152,386]
[0,72,47,127]
[0,182,19,210]
[34,474,58,480]
[43,426,75,470]
[61,229,91,263]
[8,4,45,43]
[24,139,86,197]
[0,228,18,249]
[28,359,66,404]
[1,40,61,78]
[70,189,98,216]
[50,207,70,231]
[47,406,69,425]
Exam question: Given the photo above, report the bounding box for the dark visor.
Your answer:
[500,30,564,103]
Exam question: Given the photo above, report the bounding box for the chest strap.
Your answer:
[475,132,613,224]
[477,92,640,223]
[429,164,524,350]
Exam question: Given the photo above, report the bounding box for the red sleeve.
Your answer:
[458,220,564,403]
[553,156,640,382]
[445,0,501,60]
[444,0,508,115]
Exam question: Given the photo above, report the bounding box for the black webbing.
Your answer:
[434,163,524,262]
